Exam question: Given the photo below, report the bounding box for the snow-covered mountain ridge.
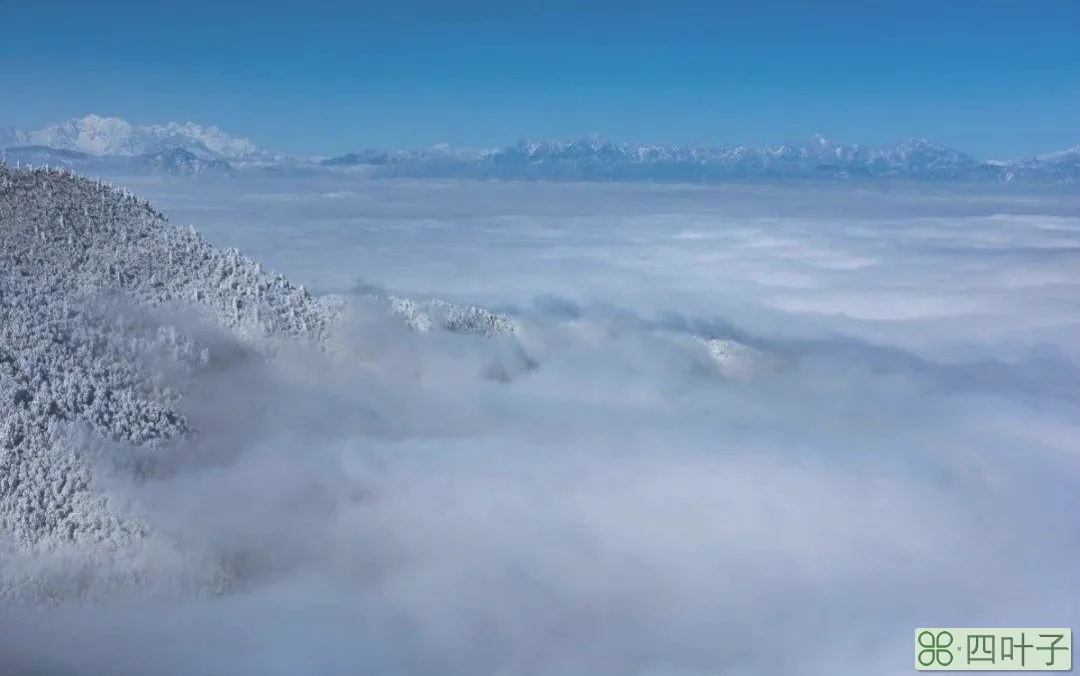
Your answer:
[0,114,269,161]
[332,135,1080,183]
[3,115,1079,183]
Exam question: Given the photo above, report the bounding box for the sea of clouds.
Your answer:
[1,176,1077,676]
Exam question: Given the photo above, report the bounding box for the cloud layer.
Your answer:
[2,176,1077,676]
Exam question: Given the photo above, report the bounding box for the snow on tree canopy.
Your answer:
[0,163,523,601]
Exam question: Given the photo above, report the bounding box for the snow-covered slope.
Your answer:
[1000,146,1080,183]
[0,165,341,589]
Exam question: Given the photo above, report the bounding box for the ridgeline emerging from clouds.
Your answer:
[2,115,1079,184]
[0,162,528,600]
[0,161,779,603]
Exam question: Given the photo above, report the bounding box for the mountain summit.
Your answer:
[2,116,1078,183]
[0,114,268,161]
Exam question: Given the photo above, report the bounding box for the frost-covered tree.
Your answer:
[0,163,522,602]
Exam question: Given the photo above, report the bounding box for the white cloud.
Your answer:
[2,176,1077,676]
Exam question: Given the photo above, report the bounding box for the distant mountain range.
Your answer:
[2,114,1079,184]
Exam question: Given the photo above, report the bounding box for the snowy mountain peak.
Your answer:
[0,114,267,161]
[44,114,135,155]
[1035,145,1080,162]
[3,114,1079,183]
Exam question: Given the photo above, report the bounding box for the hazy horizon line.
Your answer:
[5,113,1078,163]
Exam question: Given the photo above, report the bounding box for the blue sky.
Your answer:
[1,0,1078,158]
